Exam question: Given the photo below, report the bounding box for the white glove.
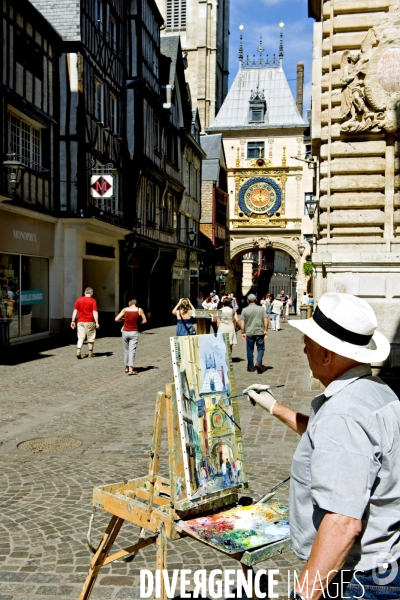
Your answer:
[244,385,277,414]
[242,384,271,395]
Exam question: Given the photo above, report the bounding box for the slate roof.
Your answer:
[200,134,226,181]
[29,0,80,41]
[160,37,180,87]
[208,65,306,130]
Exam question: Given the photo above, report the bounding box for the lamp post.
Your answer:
[2,154,27,193]
[298,244,306,257]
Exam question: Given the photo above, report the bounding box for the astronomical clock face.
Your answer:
[210,409,226,431]
[238,177,282,217]
[245,182,276,214]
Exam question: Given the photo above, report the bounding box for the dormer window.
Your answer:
[249,87,266,123]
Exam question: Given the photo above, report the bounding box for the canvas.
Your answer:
[170,333,247,500]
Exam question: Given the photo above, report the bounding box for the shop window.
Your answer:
[21,256,49,336]
[0,254,20,339]
[9,110,42,170]
[0,254,49,339]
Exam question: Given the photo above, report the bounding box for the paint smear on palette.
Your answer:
[178,502,290,554]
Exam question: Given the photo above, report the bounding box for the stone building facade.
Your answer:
[309,0,400,366]
[155,0,230,128]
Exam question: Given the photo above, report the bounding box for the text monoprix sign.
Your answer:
[90,175,114,198]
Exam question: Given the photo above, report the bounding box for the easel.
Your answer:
[78,381,291,600]
[192,309,222,335]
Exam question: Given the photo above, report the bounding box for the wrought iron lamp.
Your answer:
[305,195,319,220]
[187,230,197,246]
[2,154,26,192]
[297,244,306,257]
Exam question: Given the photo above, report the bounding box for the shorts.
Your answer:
[77,322,96,343]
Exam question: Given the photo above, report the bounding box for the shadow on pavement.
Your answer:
[0,335,69,366]
[135,365,158,373]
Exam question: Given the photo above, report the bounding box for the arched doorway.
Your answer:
[227,236,303,307]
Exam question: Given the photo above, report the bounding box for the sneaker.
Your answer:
[76,352,82,359]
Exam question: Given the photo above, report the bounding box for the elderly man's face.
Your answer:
[303,335,327,380]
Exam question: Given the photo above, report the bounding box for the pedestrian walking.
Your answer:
[70,287,100,359]
[246,293,398,600]
[229,293,239,311]
[202,294,218,333]
[270,295,283,331]
[300,291,309,306]
[286,295,292,320]
[217,297,238,352]
[280,289,288,322]
[196,292,204,308]
[115,299,147,375]
[172,298,196,336]
[308,292,314,312]
[240,293,268,373]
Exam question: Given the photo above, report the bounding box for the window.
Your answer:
[166,0,186,28]
[250,109,263,122]
[15,29,43,80]
[94,0,103,30]
[154,117,161,152]
[94,77,104,121]
[110,94,117,132]
[109,15,117,50]
[247,141,264,159]
[160,193,168,228]
[167,192,173,228]
[146,180,155,224]
[9,111,42,170]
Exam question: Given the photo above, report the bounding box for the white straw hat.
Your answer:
[289,293,390,363]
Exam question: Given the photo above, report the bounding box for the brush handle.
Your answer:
[245,384,284,405]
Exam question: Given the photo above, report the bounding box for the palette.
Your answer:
[177,501,290,554]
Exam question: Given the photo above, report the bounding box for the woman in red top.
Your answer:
[115,299,147,375]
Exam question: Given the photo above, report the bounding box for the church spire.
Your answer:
[279,21,284,67]
[238,24,244,70]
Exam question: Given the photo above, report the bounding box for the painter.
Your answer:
[246,293,400,600]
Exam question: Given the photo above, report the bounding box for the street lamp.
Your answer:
[305,195,319,220]
[187,230,197,246]
[2,154,26,192]
[298,244,306,257]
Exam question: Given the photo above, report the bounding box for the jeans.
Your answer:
[326,566,400,599]
[122,331,139,367]
[270,313,280,330]
[246,335,265,370]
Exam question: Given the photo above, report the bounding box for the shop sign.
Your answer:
[0,211,55,256]
[190,269,198,277]
[90,175,114,198]
[21,289,44,305]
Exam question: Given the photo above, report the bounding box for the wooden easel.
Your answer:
[78,382,291,600]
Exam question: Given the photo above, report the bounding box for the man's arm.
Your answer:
[240,311,246,339]
[247,390,309,435]
[93,310,100,328]
[264,315,268,338]
[71,309,78,329]
[294,511,362,600]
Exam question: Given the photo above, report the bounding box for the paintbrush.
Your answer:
[199,385,284,402]
[243,384,285,406]
[256,476,291,505]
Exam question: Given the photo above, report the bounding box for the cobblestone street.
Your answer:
[0,322,315,600]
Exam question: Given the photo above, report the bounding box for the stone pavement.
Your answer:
[0,321,315,600]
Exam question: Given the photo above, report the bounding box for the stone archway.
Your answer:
[228,235,303,298]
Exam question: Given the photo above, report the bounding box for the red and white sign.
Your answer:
[90,175,114,198]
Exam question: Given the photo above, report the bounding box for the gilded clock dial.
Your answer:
[244,182,276,214]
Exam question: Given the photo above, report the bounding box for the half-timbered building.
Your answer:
[30,0,130,332]
[0,0,61,340]
[122,16,204,323]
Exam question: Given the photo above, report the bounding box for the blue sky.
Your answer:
[228,0,313,117]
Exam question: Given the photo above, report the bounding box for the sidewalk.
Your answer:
[0,320,315,599]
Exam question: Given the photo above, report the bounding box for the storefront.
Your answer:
[0,209,55,341]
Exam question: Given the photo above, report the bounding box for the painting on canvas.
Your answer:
[170,333,247,500]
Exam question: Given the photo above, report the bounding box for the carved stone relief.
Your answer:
[340,5,400,133]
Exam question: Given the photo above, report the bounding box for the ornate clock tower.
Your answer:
[206,28,314,300]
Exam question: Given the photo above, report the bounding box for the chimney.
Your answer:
[296,62,304,116]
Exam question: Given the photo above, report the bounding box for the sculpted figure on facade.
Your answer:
[340,5,400,134]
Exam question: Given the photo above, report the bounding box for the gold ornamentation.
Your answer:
[231,217,286,228]
[282,146,287,167]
